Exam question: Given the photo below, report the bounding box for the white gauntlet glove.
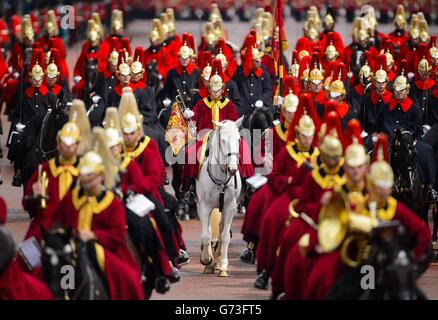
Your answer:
[183,109,195,119]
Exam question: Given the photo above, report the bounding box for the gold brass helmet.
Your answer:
[119,87,144,135]
[103,107,123,149]
[329,79,346,98]
[290,61,300,78]
[305,20,319,41]
[374,67,388,83]
[201,64,212,82]
[209,3,222,23]
[58,121,80,146]
[261,12,273,40]
[166,8,176,36]
[150,19,164,43]
[359,64,373,80]
[323,13,335,29]
[309,65,324,84]
[29,61,44,81]
[117,56,131,77]
[295,114,316,137]
[46,62,60,79]
[178,42,192,60]
[431,46,438,60]
[215,50,228,69]
[301,68,310,82]
[160,13,170,38]
[384,51,394,69]
[394,74,409,92]
[131,57,144,75]
[208,71,224,91]
[368,159,394,190]
[394,4,406,30]
[325,43,338,60]
[111,9,123,34]
[86,20,99,43]
[21,15,34,42]
[419,19,429,43]
[44,10,59,37]
[252,47,264,62]
[345,143,368,167]
[204,22,217,46]
[320,135,343,157]
[108,48,119,67]
[68,99,92,155]
[418,58,432,74]
[282,91,299,113]
[92,13,104,39]
[357,28,369,42]
[79,127,118,190]
[409,14,420,40]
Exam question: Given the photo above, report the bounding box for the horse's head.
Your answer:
[0,226,15,275]
[212,117,244,175]
[391,129,418,171]
[41,226,76,271]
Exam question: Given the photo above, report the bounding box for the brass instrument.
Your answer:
[288,199,318,230]
[38,164,49,209]
[317,189,377,267]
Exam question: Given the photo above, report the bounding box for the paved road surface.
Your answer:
[1,18,438,300]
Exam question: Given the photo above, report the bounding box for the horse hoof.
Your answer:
[214,262,220,271]
[218,269,229,277]
[200,257,213,266]
[203,266,215,274]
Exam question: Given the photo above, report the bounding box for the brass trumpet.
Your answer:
[317,188,377,267]
[38,165,49,209]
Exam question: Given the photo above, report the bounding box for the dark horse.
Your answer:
[22,106,68,188]
[241,106,274,167]
[326,221,431,300]
[146,60,165,112]
[389,129,434,228]
[83,58,98,106]
[41,227,109,300]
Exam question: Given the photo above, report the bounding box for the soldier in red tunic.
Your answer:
[279,130,344,299]
[240,90,299,264]
[72,19,102,101]
[301,135,431,299]
[255,101,319,290]
[23,100,90,244]
[52,129,144,300]
[144,19,170,80]
[389,5,409,59]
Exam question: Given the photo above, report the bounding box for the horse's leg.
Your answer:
[213,210,225,271]
[433,203,438,243]
[199,201,214,272]
[218,196,237,277]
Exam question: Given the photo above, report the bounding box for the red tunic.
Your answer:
[144,45,169,79]
[53,188,144,300]
[302,198,431,300]
[256,145,319,272]
[23,158,79,242]
[241,124,290,242]
[125,136,165,204]
[0,197,6,225]
[192,97,239,134]
[0,260,53,300]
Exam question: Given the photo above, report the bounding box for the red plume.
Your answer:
[345,119,363,146]
[298,55,311,80]
[29,48,46,72]
[333,62,347,81]
[264,4,272,13]
[377,54,388,72]
[430,35,437,48]
[198,51,213,71]
[292,49,299,63]
[117,49,127,68]
[198,36,207,52]
[310,51,320,69]
[287,93,320,142]
[133,46,144,64]
[324,60,338,81]
[243,36,256,77]
[210,59,224,81]
[120,37,132,56]
[182,32,195,53]
[323,106,345,147]
[381,37,394,56]
[399,59,408,76]
[283,75,300,96]
[372,133,389,162]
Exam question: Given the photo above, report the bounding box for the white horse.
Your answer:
[197,118,244,277]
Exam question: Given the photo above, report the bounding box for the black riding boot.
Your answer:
[426,184,438,203]
[255,268,270,290]
[240,241,257,264]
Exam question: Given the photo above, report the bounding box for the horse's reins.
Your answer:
[39,108,57,160]
[206,128,239,213]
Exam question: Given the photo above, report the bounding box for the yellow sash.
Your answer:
[72,186,114,272]
[203,97,230,127]
[48,158,79,200]
[274,124,288,142]
[124,136,151,160]
[286,144,320,168]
